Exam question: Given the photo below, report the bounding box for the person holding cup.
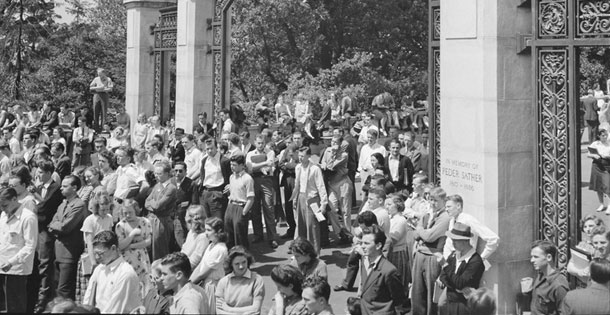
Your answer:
[529,240,569,315]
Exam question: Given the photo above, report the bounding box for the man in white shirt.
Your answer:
[0,141,11,178]
[0,187,38,313]
[83,231,141,314]
[227,133,243,158]
[220,109,235,134]
[2,128,20,156]
[291,146,328,253]
[246,134,279,248]
[114,147,142,202]
[181,134,202,181]
[89,68,113,131]
[357,112,379,145]
[443,195,499,269]
[358,129,387,181]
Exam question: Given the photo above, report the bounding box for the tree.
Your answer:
[0,0,56,101]
[229,0,428,105]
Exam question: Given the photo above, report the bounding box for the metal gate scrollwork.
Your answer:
[153,7,178,117]
[212,0,235,121]
[537,49,570,268]
[429,1,441,185]
[534,0,610,271]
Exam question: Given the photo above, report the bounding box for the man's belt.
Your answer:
[202,185,224,192]
[229,200,246,206]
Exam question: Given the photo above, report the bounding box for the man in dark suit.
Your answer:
[582,89,600,144]
[199,137,231,220]
[437,223,485,315]
[384,138,415,194]
[172,161,192,247]
[359,224,406,315]
[33,160,64,312]
[50,142,71,180]
[168,128,186,164]
[47,175,86,301]
[145,161,178,260]
[561,258,610,315]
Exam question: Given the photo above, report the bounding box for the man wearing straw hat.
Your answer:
[436,222,485,315]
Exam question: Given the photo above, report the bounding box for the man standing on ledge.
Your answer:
[89,68,113,131]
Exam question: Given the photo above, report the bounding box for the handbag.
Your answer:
[80,253,94,276]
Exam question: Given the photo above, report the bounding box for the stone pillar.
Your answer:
[440,0,533,313]
[124,0,174,134]
[175,0,214,133]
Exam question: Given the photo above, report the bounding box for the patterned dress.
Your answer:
[116,216,153,296]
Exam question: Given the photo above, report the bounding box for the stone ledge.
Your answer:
[124,0,176,10]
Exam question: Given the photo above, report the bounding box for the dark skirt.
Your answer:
[589,160,610,194]
[387,248,411,295]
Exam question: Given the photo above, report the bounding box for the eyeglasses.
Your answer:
[93,248,110,258]
[174,169,184,173]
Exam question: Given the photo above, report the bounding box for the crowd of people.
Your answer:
[0,85,609,315]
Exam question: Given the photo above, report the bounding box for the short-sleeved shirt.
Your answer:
[81,214,113,239]
[229,171,255,203]
[215,270,265,310]
[531,270,569,315]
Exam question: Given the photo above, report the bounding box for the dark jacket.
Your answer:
[199,153,231,190]
[35,180,64,227]
[359,256,406,315]
[48,197,87,263]
[439,250,485,313]
[561,282,610,315]
[582,95,599,121]
[383,154,415,192]
[42,110,59,129]
[343,134,359,174]
[174,176,193,210]
[54,155,72,180]
[168,141,185,163]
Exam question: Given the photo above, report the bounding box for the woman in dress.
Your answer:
[98,150,118,196]
[587,128,610,213]
[75,194,113,303]
[568,225,607,279]
[215,246,265,314]
[269,264,307,315]
[190,217,228,315]
[116,199,153,296]
[181,205,209,269]
[132,113,149,149]
[51,126,67,149]
[289,237,327,282]
[384,194,411,295]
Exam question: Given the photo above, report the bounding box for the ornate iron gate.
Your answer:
[212,0,235,121]
[428,0,441,185]
[152,6,177,120]
[532,0,610,269]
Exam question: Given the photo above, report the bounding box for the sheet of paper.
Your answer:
[314,211,326,222]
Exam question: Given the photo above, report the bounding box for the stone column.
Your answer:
[124,0,175,135]
[175,0,214,133]
[440,0,533,313]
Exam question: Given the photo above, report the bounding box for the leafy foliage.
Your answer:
[230,0,428,106]
[579,47,610,95]
[0,0,126,111]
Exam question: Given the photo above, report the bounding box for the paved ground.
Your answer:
[248,180,366,315]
